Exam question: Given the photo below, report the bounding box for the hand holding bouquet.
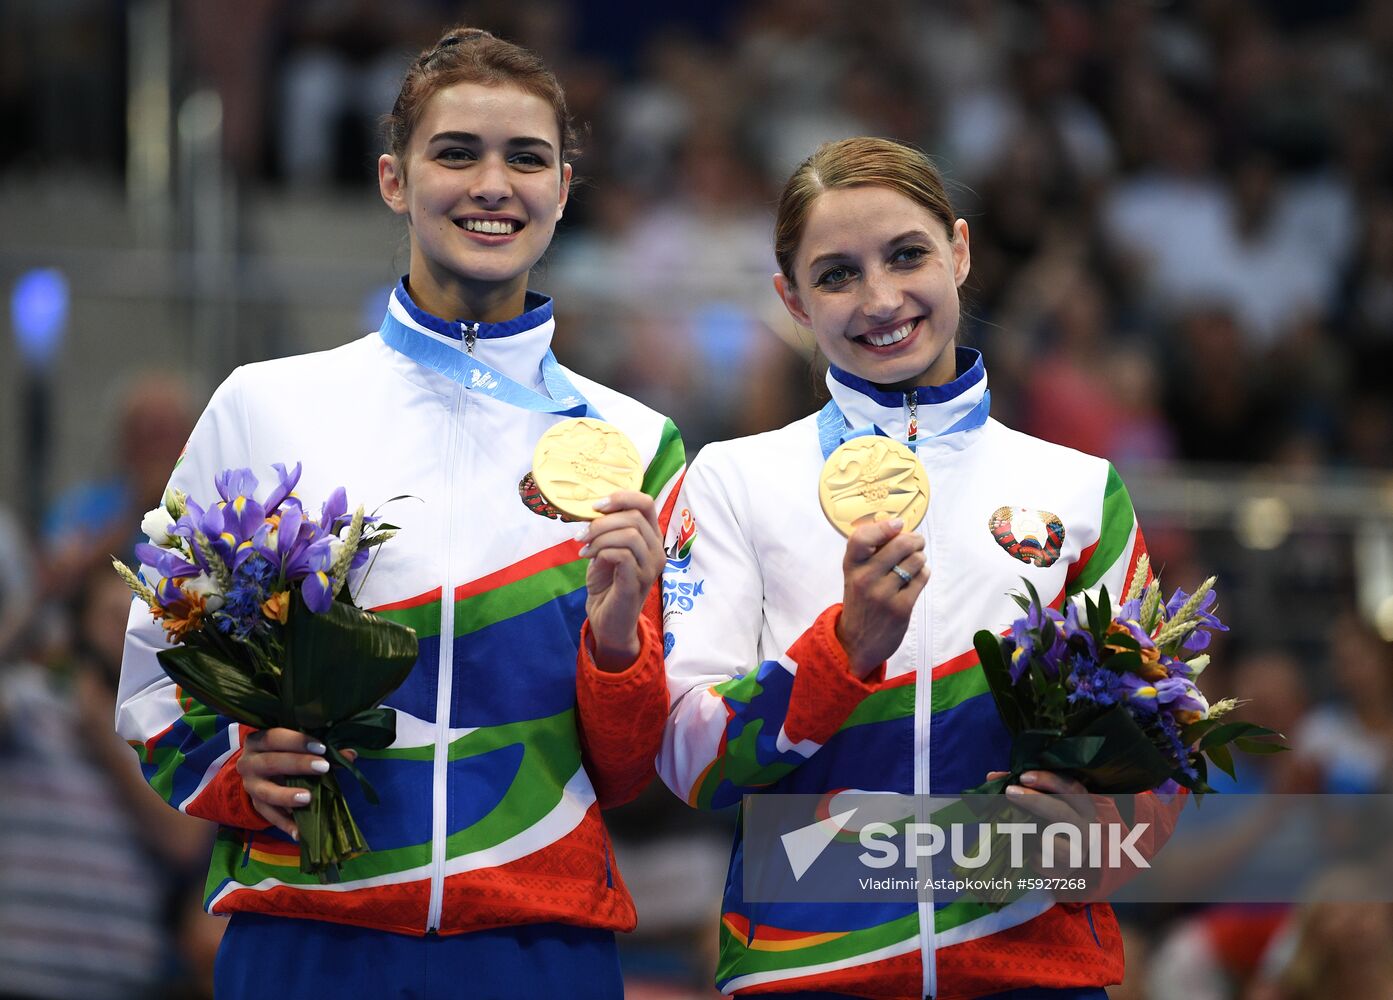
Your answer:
[970,555,1282,797]
[115,463,418,882]
[949,558,1283,905]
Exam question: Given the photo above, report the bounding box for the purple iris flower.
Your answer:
[1117,673,1160,714]
[1155,676,1206,715]
[136,542,202,582]
[263,462,302,513]
[219,493,265,549]
[1005,621,1035,683]
[253,502,327,583]
[154,575,189,608]
[214,468,259,505]
[318,487,348,533]
[300,542,337,613]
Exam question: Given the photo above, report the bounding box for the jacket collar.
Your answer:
[826,347,990,447]
[383,279,555,389]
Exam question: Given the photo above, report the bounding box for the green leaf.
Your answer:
[1198,721,1275,752]
[974,629,1027,734]
[329,708,399,751]
[1181,718,1221,745]
[1104,650,1142,674]
[1085,592,1104,639]
[1021,576,1044,614]
[283,595,419,730]
[1000,706,1175,794]
[1207,742,1236,780]
[156,645,282,729]
[1009,592,1032,614]
[1096,585,1112,630]
[1234,737,1288,755]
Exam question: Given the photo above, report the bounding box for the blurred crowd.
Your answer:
[2,0,1393,998]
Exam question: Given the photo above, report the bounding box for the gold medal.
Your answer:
[532,417,643,521]
[818,437,929,536]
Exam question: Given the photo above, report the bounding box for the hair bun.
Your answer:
[451,27,493,42]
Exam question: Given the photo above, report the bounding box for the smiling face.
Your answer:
[379,81,571,322]
[774,185,970,390]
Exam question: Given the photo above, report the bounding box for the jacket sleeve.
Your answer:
[1065,462,1150,602]
[574,418,685,809]
[114,368,268,830]
[657,452,885,812]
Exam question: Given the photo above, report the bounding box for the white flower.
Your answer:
[183,572,225,611]
[141,505,176,546]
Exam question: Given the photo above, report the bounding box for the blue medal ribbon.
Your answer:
[817,389,991,460]
[378,307,602,419]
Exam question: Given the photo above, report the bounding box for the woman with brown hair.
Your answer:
[117,27,685,998]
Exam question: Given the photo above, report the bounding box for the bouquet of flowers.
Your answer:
[970,555,1282,797]
[114,463,418,882]
[944,558,1284,907]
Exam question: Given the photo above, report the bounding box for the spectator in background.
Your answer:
[274,0,443,185]
[1296,610,1393,793]
[0,506,33,662]
[0,558,215,999]
[41,374,197,602]
[1246,868,1393,1000]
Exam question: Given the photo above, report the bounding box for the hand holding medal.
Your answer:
[819,436,931,676]
[533,418,664,670]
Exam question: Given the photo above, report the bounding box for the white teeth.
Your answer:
[462,219,517,235]
[863,321,915,347]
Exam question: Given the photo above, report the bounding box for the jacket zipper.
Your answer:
[915,462,937,999]
[425,322,477,932]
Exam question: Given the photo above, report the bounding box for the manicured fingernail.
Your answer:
[887,518,904,531]
[592,497,613,512]
[293,790,311,805]
[306,740,326,754]
[574,525,590,542]
[1020,772,1038,785]
[291,828,299,842]
[578,544,591,557]
[1005,784,1023,797]
[310,758,330,774]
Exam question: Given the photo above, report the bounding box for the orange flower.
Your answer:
[154,588,208,642]
[262,590,290,624]
[1104,621,1166,679]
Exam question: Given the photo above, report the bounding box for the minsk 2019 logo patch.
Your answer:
[988,506,1065,567]
[663,508,705,645]
[518,471,583,522]
[665,507,697,570]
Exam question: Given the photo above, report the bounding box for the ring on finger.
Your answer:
[890,563,913,587]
